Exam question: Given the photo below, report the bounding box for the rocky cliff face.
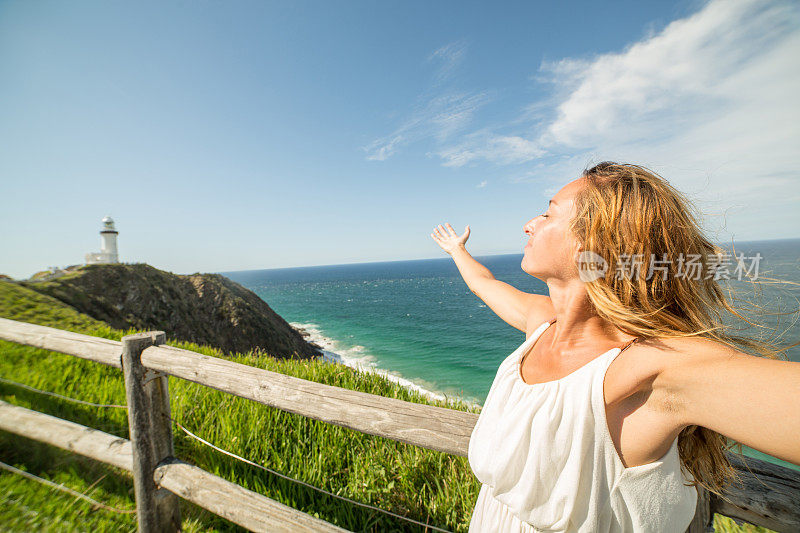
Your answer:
[20,263,323,360]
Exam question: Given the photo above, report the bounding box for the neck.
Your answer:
[543,278,635,354]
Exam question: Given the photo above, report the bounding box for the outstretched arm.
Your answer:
[657,337,800,466]
[430,222,552,332]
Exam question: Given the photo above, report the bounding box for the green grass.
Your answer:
[0,280,777,532]
[0,280,481,531]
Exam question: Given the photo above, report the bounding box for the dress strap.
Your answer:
[619,336,639,354]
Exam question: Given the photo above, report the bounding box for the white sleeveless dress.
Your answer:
[468,319,698,532]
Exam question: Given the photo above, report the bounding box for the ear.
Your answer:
[571,241,584,267]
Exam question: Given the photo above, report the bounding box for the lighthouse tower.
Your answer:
[84,215,119,264]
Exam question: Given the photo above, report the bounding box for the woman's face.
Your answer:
[521,177,585,282]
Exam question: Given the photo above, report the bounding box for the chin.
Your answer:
[522,256,551,281]
[521,256,537,276]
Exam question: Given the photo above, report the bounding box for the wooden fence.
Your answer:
[0,317,798,532]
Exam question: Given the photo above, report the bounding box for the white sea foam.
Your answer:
[291,321,481,409]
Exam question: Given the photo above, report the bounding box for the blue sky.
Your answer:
[2,0,798,279]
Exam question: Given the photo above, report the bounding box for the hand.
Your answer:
[431,223,470,255]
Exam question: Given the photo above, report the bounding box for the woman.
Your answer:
[430,162,799,532]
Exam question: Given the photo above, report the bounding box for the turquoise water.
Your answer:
[220,237,800,471]
[223,253,553,407]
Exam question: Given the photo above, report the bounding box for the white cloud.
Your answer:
[436,134,544,167]
[439,0,800,175]
[363,40,494,161]
[362,91,491,160]
[433,0,800,240]
[365,135,404,161]
[538,0,799,149]
[428,92,493,142]
[427,40,467,86]
[364,0,799,240]
[477,180,487,188]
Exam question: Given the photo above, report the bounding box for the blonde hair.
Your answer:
[570,161,797,496]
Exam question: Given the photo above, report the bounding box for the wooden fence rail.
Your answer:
[1,317,799,532]
[0,400,347,532]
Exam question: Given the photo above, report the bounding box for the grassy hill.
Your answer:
[17,263,322,360]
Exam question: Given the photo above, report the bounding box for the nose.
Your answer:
[523,218,537,236]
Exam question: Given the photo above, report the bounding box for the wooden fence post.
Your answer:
[122,331,182,532]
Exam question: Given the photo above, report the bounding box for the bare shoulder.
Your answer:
[638,335,752,375]
[612,337,707,386]
[524,295,555,336]
[610,335,752,419]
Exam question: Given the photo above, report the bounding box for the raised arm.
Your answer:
[431,223,553,332]
[656,337,800,466]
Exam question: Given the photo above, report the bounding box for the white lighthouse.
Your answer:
[84,215,119,264]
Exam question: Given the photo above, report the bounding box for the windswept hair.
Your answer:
[569,161,796,496]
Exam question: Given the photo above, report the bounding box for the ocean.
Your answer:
[220,237,800,471]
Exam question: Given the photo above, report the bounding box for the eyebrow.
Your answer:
[549,199,558,206]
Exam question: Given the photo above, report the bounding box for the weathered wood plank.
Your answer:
[0,317,122,368]
[0,399,133,471]
[0,400,349,533]
[141,332,183,531]
[140,342,478,457]
[154,457,351,533]
[709,452,800,532]
[0,317,477,454]
[123,332,179,532]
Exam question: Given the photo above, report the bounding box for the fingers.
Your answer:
[430,223,465,243]
[434,224,456,237]
[434,224,450,239]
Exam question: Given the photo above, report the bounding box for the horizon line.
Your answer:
[215,235,800,276]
